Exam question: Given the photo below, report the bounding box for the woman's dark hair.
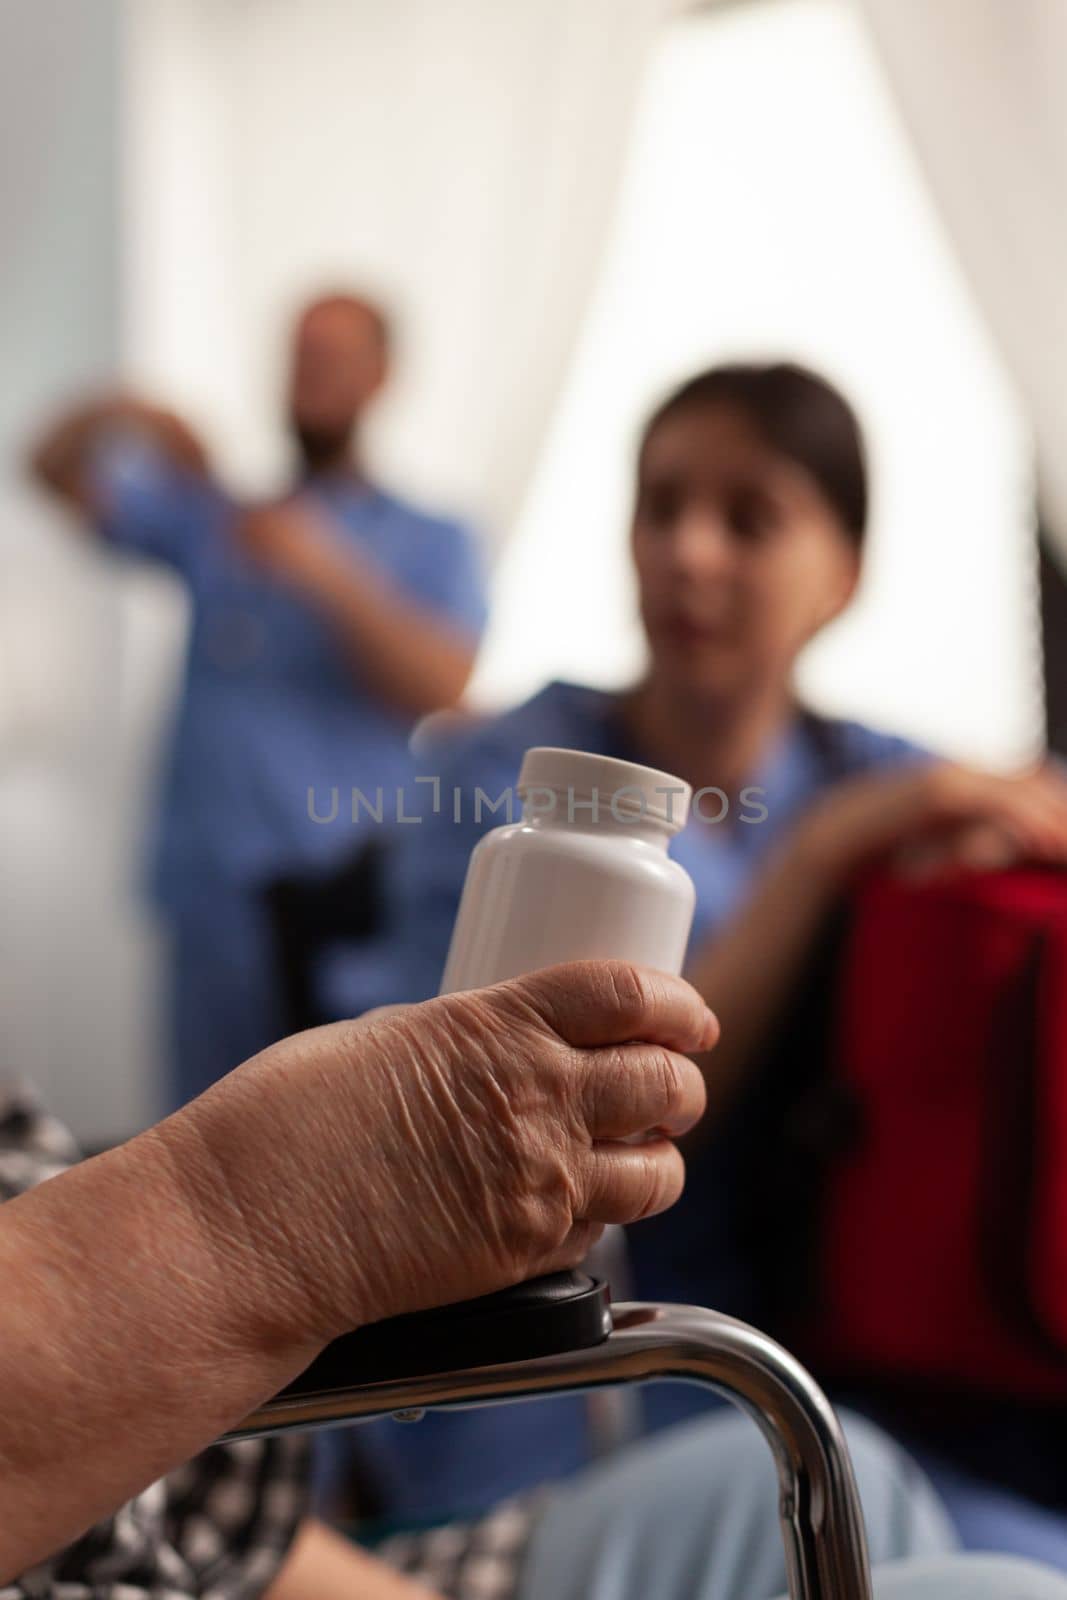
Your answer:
[640,361,868,546]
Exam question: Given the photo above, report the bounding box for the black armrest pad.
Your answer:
[281,1272,612,1396]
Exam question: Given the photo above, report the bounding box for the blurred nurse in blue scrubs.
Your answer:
[323,361,1067,1520]
[28,293,487,1105]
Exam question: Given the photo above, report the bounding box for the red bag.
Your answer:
[809,867,1067,1398]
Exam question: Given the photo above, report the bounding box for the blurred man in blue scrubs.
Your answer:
[28,293,487,1105]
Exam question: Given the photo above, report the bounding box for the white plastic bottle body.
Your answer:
[439,748,696,994]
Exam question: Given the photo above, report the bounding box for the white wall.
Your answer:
[0,0,181,1139]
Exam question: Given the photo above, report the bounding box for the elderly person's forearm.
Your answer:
[0,964,712,1581]
[0,1120,318,1580]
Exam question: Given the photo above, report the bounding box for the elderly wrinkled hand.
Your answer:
[169,961,715,1349]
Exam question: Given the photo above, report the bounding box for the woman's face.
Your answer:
[632,403,860,706]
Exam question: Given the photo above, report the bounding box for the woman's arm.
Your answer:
[684,760,1067,1130]
[684,824,841,1116]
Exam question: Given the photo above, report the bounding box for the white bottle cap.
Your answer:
[516,747,691,833]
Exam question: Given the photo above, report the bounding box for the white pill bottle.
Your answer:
[440,746,696,994]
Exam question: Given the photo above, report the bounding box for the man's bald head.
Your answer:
[288,292,391,472]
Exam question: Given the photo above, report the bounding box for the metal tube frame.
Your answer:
[226,1302,873,1600]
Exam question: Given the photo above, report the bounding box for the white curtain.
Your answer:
[125,0,682,546]
[854,0,1067,564]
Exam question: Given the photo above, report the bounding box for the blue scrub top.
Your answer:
[326,677,924,1015]
[93,437,488,911]
[318,680,925,1517]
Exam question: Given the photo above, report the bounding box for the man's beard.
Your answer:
[292,419,353,474]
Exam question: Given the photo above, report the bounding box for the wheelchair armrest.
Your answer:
[278,1271,611,1397]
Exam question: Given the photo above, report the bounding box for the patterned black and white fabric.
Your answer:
[375,1493,543,1600]
[0,1080,309,1600]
